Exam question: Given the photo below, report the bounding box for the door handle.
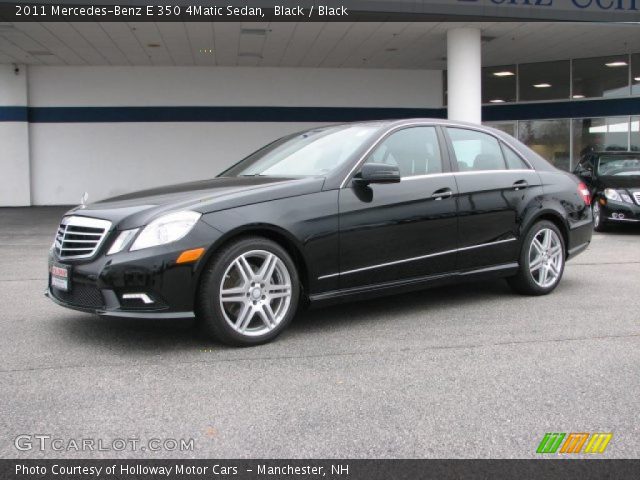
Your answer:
[512,180,529,191]
[431,188,453,200]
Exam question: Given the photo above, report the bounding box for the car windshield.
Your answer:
[597,155,640,176]
[221,125,380,177]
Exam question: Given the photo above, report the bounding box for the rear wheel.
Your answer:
[197,237,299,346]
[592,200,607,232]
[507,221,565,296]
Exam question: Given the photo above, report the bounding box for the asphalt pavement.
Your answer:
[1,207,639,458]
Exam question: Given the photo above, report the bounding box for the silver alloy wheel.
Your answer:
[593,202,601,229]
[219,250,292,337]
[528,228,563,288]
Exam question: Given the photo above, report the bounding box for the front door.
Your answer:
[338,126,459,289]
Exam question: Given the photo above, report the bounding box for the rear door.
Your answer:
[444,127,542,271]
[337,125,459,289]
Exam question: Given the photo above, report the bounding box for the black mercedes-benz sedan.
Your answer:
[574,151,640,232]
[47,119,593,346]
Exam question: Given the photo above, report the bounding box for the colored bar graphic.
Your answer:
[536,433,566,454]
[560,433,589,454]
[537,433,613,454]
[584,433,613,454]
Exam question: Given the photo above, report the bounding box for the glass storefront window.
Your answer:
[572,54,630,99]
[632,117,640,152]
[482,65,517,104]
[632,54,640,96]
[572,117,630,166]
[519,60,570,102]
[518,119,571,171]
[484,122,516,138]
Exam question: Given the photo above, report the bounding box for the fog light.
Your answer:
[122,293,154,304]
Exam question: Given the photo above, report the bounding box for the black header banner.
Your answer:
[0,0,639,22]
[1,459,640,480]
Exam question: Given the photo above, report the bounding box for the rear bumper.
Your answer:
[566,218,593,260]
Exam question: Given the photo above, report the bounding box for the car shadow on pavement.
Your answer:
[290,279,514,333]
[596,224,640,235]
[58,279,515,351]
[59,314,206,351]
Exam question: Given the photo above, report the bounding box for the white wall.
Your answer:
[0,64,31,206]
[21,66,442,205]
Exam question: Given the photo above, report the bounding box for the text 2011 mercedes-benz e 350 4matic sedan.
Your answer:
[47,119,593,346]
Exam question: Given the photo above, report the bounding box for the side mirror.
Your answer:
[354,163,401,185]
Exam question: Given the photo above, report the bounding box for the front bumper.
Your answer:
[46,221,221,319]
[45,287,194,319]
[600,199,640,223]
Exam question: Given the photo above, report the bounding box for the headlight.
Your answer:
[604,188,622,202]
[107,229,139,255]
[130,211,201,251]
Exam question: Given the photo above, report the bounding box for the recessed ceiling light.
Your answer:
[147,43,161,48]
[533,83,552,88]
[493,71,515,77]
[605,61,628,67]
[238,52,263,59]
[240,28,271,36]
[634,76,640,82]
[572,94,586,99]
[489,99,506,103]
[199,48,214,54]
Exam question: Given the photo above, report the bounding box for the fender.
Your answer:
[520,202,571,252]
[197,216,317,294]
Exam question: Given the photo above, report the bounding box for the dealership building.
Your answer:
[1,0,640,206]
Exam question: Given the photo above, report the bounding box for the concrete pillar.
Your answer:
[447,27,482,124]
[0,64,31,206]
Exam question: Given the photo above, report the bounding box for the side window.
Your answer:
[366,127,443,178]
[502,143,530,170]
[447,128,506,172]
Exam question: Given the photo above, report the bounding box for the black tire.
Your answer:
[507,220,566,296]
[196,236,300,346]
[592,200,607,232]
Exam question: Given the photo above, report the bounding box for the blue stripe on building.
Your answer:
[0,98,639,123]
[483,97,640,122]
[0,106,28,122]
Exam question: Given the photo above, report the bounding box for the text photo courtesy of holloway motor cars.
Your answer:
[1,0,640,478]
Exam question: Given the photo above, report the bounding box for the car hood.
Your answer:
[597,175,640,190]
[66,176,325,230]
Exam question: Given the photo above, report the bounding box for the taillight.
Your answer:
[578,182,591,206]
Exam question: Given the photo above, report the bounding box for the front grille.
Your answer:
[634,192,640,206]
[54,216,111,260]
[51,283,105,309]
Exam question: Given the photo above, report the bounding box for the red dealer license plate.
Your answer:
[50,264,70,292]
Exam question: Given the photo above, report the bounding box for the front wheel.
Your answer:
[592,200,607,232]
[197,237,300,346]
[507,221,565,296]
